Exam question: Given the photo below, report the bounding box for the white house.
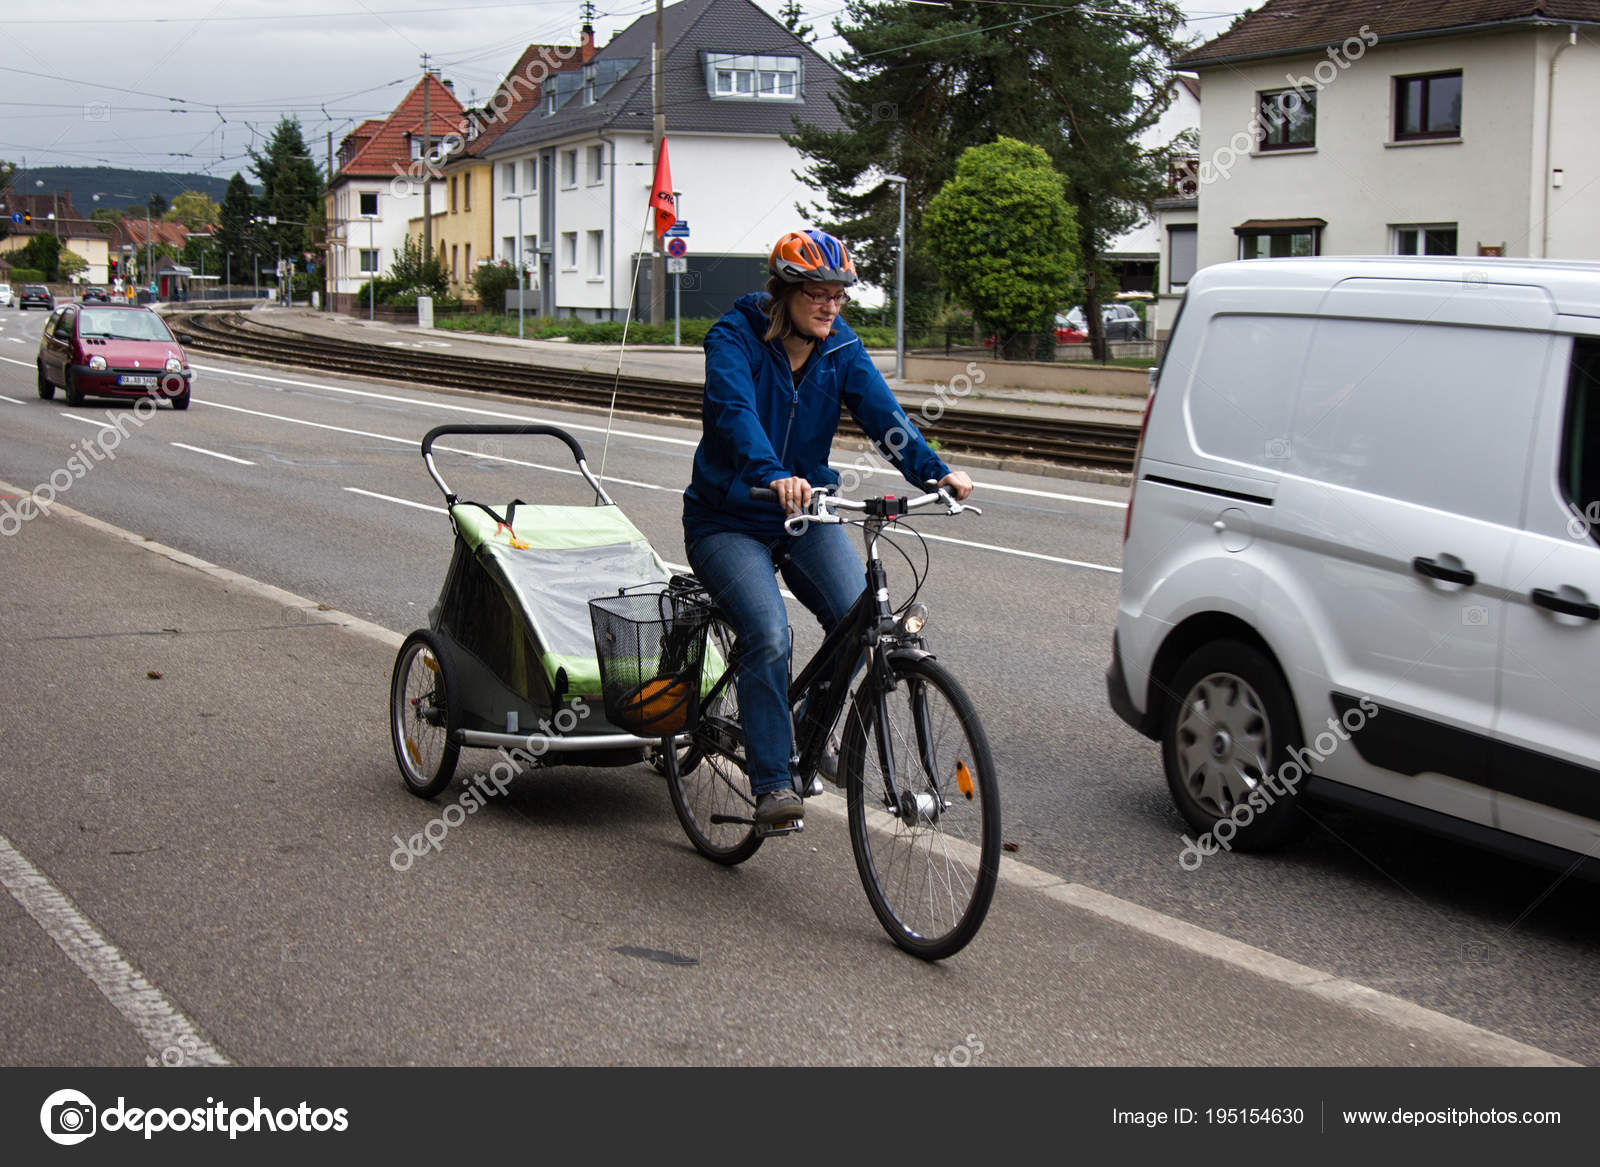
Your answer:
[482,0,848,321]
[1102,73,1200,293]
[324,74,465,314]
[1153,0,1600,336]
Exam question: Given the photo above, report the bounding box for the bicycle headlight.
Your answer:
[165,357,184,373]
[899,602,929,636]
[88,355,107,371]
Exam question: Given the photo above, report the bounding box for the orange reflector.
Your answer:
[405,738,421,766]
[956,760,974,800]
[422,654,439,673]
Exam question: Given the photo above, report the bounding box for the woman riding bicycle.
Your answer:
[682,228,972,828]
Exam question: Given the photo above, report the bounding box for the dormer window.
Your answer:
[706,53,800,101]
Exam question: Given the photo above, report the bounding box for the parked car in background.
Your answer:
[0,282,12,308]
[1064,303,1146,341]
[1109,256,1600,881]
[18,284,53,311]
[35,303,193,409]
[81,286,110,303]
[1053,315,1088,345]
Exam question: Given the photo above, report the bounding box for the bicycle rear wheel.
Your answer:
[842,655,1000,960]
[663,616,763,865]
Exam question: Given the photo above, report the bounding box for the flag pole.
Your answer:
[598,209,657,487]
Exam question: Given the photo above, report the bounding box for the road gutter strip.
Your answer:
[0,479,1575,1068]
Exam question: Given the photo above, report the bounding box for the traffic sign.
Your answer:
[666,237,687,258]
[667,257,687,274]
[665,220,689,237]
[8,212,19,224]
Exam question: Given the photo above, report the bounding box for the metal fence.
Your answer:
[934,329,1166,366]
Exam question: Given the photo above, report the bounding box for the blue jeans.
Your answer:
[686,524,865,795]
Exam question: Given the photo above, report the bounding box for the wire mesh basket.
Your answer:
[588,587,711,736]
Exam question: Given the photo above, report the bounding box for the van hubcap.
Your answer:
[1174,672,1271,817]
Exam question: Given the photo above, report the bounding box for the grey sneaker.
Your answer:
[753,788,804,826]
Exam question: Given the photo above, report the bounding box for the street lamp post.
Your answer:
[884,174,907,382]
[501,191,537,340]
[365,216,377,322]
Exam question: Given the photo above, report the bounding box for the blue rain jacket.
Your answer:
[683,293,950,542]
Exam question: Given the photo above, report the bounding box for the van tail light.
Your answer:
[1123,367,1158,542]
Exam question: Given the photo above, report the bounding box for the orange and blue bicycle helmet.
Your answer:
[769,229,857,285]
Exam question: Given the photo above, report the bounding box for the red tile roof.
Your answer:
[1179,0,1600,66]
[333,73,466,181]
[108,217,190,249]
[0,191,107,239]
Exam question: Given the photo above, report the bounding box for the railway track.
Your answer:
[171,312,1139,471]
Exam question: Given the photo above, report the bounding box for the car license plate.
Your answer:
[118,375,158,387]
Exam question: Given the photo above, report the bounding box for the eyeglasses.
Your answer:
[801,289,850,307]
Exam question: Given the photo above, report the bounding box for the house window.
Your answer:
[583,77,596,106]
[759,70,795,97]
[449,176,457,212]
[1236,221,1322,259]
[359,249,379,274]
[523,234,537,267]
[1168,225,1197,288]
[1394,224,1458,255]
[465,243,472,271]
[1561,341,1600,544]
[561,231,577,269]
[525,160,538,193]
[546,93,557,115]
[358,191,378,216]
[1257,88,1315,150]
[503,163,516,193]
[715,69,753,95]
[463,174,471,210]
[709,54,799,100]
[1395,71,1462,140]
[561,150,577,187]
[587,144,605,185]
[587,229,604,277]
[503,235,517,261]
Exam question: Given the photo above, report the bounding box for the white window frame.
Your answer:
[561,231,578,270]
[525,159,538,194]
[358,190,379,216]
[1392,223,1459,256]
[560,150,577,188]
[587,144,605,186]
[502,164,515,194]
[359,249,379,274]
[587,229,605,279]
[708,53,799,101]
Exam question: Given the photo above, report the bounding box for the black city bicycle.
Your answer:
[660,485,1002,960]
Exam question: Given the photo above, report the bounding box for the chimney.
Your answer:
[441,78,455,93]
[581,24,595,64]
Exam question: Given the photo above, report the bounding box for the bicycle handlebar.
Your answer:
[749,484,981,535]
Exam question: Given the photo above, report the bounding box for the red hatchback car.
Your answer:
[36,304,193,409]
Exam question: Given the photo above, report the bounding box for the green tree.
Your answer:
[787,1,1186,357]
[386,233,449,299]
[166,190,221,232]
[924,138,1082,359]
[147,192,169,218]
[215,172,261,286]
[249,118,322,264]
[57,249,88,280]
[18,232,62,280]
[89,206,123,230]
[471,258,521,311]
[778,0,815,43]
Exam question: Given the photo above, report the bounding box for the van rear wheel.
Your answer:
[1161,640,1312,852]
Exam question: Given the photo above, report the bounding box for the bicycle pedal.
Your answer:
[756,818,804,838]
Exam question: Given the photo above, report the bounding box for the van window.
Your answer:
[1187,314,1313,467]
[1561,340,1600,541]
[1290,319,1547,526]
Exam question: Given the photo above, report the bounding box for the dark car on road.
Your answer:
[81,286,110,303]
[18,284,53,311]
[35,303,193,409]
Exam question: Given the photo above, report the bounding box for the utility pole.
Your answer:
[650,0,665,326]
[422,54,434,267]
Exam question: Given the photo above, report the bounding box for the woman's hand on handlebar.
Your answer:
[769,475,812,516]
[938,470,974,501]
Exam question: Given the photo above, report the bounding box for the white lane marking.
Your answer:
[187,362,1127,508]
[0,355,32,367]
[0,394,21,404]
[7,337,23,344]
[0,832,231,1066]
[170,441,256,466]
[344,487,442,513]
[198,399,1118,573]
[61,412,115,430]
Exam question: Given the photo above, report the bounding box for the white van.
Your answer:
[1108,257,1600,874]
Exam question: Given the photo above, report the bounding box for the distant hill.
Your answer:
[3,167,255,210]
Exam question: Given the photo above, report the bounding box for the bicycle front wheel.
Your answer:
[842,655,1000,960]
[663,616,763,865]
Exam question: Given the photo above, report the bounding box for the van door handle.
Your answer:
[1531,588,1600,620]
[1412,556,1476,586]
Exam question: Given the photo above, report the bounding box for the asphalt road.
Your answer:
[1,303,1596,1065]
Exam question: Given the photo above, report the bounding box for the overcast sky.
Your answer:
[0,1,1235,181]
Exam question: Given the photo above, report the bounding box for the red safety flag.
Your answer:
[649,139,676,239]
